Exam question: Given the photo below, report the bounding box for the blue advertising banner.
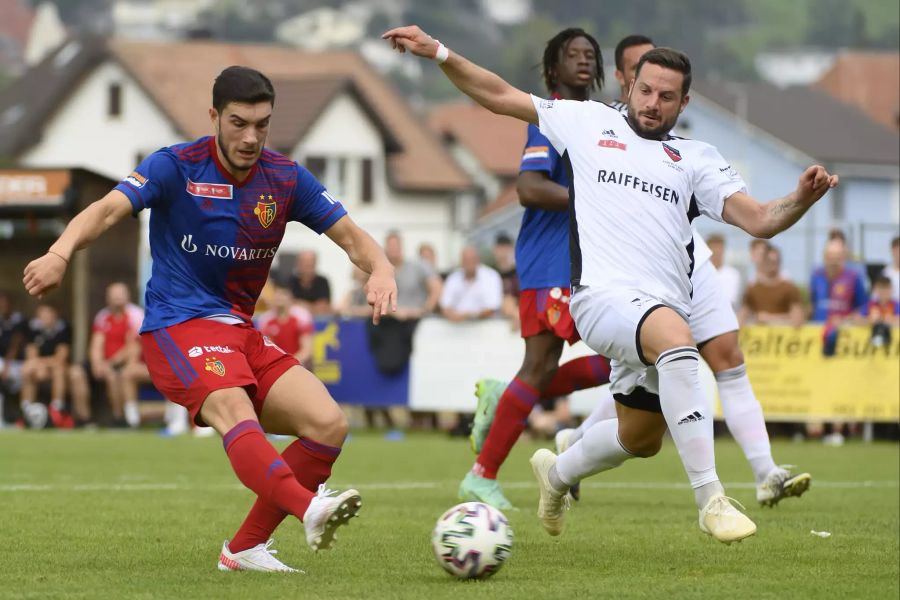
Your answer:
[311,318,410,407]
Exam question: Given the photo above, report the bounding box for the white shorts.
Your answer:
[570,286,671,397]
[689,261,740,345]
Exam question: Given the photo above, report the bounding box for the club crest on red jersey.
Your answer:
[662,142,682,162]
[254,195,276,228]
[204,356,226,377]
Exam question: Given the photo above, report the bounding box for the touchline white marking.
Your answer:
[0,480,896,493]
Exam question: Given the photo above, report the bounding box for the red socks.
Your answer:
[223,421,314,520]
[229,430,341,553]
[474,377,539,479]
[541,355,610,399]
[472,357,610,481]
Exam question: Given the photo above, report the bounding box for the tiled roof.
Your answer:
[814,51,900,131]
[0,37,471,192]
[429,101,528,178]
[694,81,899,166]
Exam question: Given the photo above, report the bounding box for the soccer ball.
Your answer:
[431,501,513,579]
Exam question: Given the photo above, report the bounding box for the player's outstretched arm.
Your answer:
[23,190,133,297]
[383,25,537,124]
[722,165,839,239]
[325,216,397,324]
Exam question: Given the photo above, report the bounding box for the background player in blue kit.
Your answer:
[23,66,398,573]
[459,29,611,510]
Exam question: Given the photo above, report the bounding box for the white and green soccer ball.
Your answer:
[431,501,513,579]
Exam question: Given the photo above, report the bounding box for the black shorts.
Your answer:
[613,386,662,414]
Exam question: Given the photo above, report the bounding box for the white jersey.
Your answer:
[612,99,712,269]
[692,232,712,267]
[531,95,746,314]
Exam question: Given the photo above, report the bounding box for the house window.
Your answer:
[331,157,346,197]
[108,83,122,117]
[304,156,349,198]
[361,158,374,204]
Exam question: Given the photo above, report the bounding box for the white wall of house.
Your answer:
[280,91,461,302]
[21,59,183,181]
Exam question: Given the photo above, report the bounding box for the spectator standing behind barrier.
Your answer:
[809,239,867,446]
[706,234,742,309]
[739,246,805,327]
[747,239,769,283]
[0,292,27,427]
[492,233,520,327]
[289,249,332,315]
[440,246,503,322]
[827,228,869,289]
[366,231,440,374]
[70,282,144,428]
[20,304,73,429]
[883,236,899,302]
[387,231,442,319]
[810,239,867,328]
[256,283,315,367]
[337,267,373,318]
[865,275,900,348]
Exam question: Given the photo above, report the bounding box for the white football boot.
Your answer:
[698,495,757,544]
[757,466,812,507]
[529,448,569,536]
[217,539,301,573]
[303,484,362,551]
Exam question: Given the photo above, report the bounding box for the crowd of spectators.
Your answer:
[1,230,896,441]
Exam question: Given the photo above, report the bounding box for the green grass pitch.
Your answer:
[1,430,897,599]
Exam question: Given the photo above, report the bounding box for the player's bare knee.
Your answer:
[306,408,347,445]
[620,431,663,457]
[701,333,744,372]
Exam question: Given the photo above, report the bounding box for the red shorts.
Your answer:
[141,319,299,426]
[519,287,580,344]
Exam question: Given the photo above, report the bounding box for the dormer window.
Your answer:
[108,83,122,118]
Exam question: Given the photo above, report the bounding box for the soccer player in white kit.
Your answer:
[555,34,812,509]
[383,25,838,543]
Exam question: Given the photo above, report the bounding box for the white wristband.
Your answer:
[434,41,450,64]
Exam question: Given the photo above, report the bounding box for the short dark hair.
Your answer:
[614,34,654,72]
[542,28,604,94]
[891,236,899,249]
[706,233,725,246]
[634,47,692,97]
[212,66,275,113]
[828,228,847,242]
[873,274,892,287]
[494,232,513,246]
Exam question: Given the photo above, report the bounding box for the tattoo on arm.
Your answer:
[770,197,800,217]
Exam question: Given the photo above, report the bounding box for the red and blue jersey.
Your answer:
[516,124,570,290]
[809,267,867,323]
[115,137,346,333]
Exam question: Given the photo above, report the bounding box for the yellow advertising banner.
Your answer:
[735,325,900,422]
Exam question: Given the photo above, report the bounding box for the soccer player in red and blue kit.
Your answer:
[458,29,611,509]
[23,66,397,573]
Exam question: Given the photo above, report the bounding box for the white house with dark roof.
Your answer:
[0,36,474,302]
[682,82,899,284]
